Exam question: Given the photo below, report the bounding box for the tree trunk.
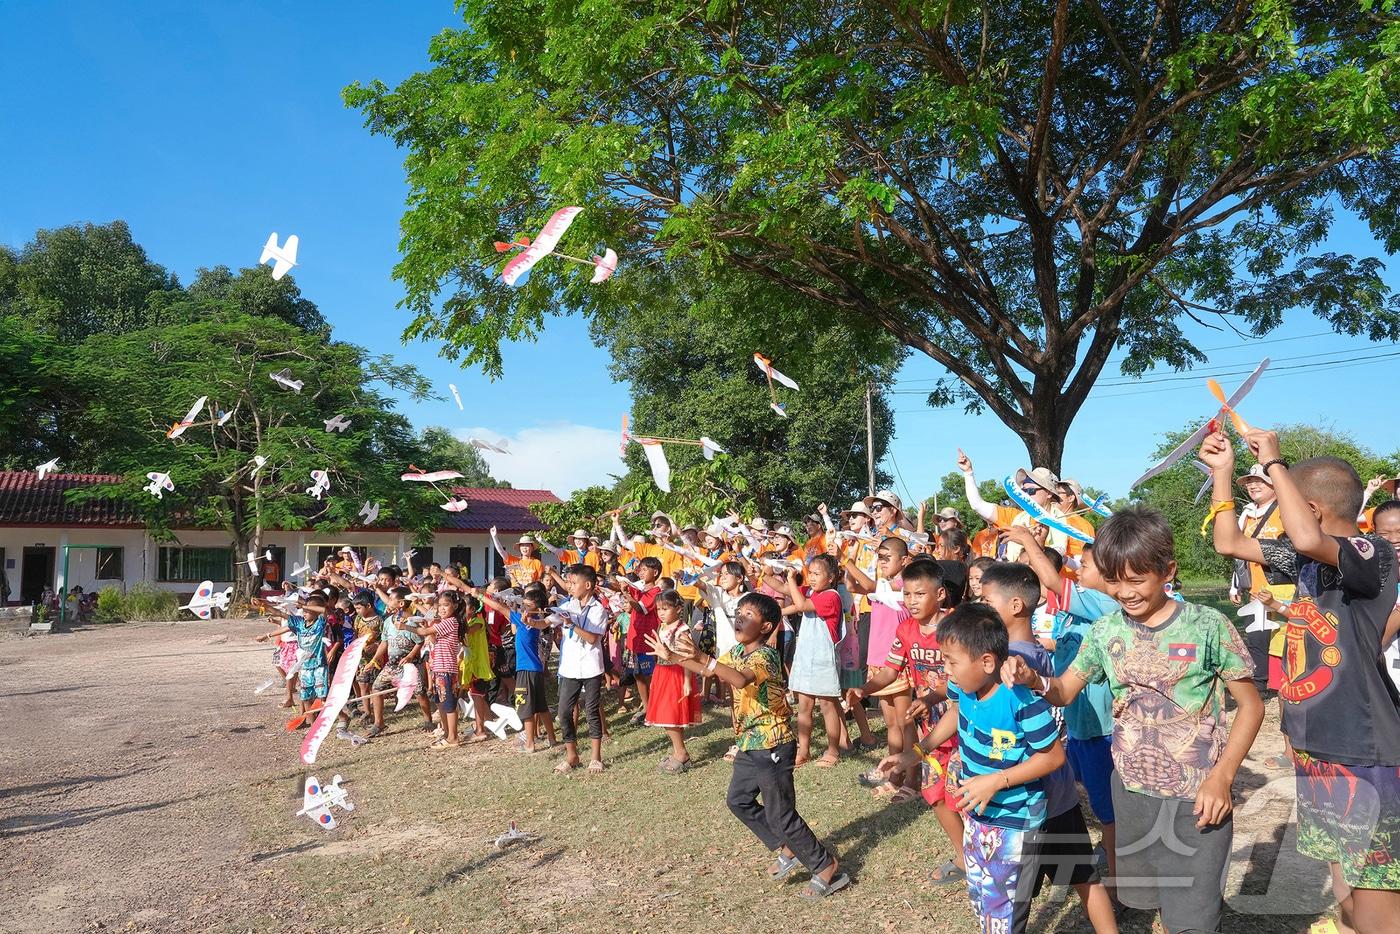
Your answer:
[1017,388,1072,475]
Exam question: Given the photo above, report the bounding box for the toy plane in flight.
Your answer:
[246,549,272,576]
[270,369,304,393]
[468,437,510,455]
[753,353,799,418]
[306,470,330,500]
[181,579,233,619]
[449,384,464,411]
[260,232,299,281]
[144,471,175,498]
[324,415,351,433]
[36,458,60,480]
[358,501,380,524]
[296,774,354,830]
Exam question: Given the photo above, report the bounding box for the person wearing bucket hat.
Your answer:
[1050,479,1097,567]
[490,527,546,589]
[767,525,802,564]
[802,512,828,560]
[863,489,909,537]
[1227,464,1288,701]
[957,450,1071,560]
[558,529,601,571]
[934,507,963,531]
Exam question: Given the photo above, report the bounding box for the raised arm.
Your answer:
[1002,526,1061,594]
[1200,430,1267,564]
[489,526,509,562]
[1248,429,1340,566]
[957,449,997,522]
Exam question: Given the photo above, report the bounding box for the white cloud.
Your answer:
[456,423,624,497]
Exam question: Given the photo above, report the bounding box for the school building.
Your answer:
[0,471,560,606]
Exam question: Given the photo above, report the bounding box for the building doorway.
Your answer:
[21,546,56,604]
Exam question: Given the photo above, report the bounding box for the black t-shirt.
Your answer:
[1259,534,1400,766]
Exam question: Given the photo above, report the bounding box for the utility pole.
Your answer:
[865,381,875,495]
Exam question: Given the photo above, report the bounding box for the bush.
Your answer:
[122,583,181,621]
[95,586,126,624]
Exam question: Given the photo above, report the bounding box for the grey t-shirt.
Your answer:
[1259,534,1400,766]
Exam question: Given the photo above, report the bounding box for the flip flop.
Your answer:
[798,871,850,900]
[768,852,801,881]
[856,738,881,752]
[885,785,919,804]
[928,860,966,885]
[857,767,887,788]
[554,760,578,774]
[813,754,840,769]
[658,756,691,774]
[586,760,606,774]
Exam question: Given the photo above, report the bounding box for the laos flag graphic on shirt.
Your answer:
[1168,643,1197,662]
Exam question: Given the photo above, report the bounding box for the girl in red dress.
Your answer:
[643,589,702,773]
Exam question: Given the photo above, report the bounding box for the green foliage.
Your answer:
[1136,421,1400,577]
[105,583,181,622]
[531,485,619,543]
[350,1,1400,469]
[923,472,1009,535]
[95,586,125,624]
[602,272,898,515]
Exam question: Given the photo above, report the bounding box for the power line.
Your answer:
[886,341,1400,395]
[887,346,1400,412]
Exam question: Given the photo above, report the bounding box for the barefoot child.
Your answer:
[782,555,846,768]
[662,592,849,899]
[924,603,1068,933]
[1208,429,1400,933]
[1005,506,1263,934]
[642,589,702,773]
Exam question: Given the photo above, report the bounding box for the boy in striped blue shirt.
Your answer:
[919,603,1065,933]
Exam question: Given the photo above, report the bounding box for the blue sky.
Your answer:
[3,1,1397,502]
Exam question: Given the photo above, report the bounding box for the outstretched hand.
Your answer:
[956,449,973,475]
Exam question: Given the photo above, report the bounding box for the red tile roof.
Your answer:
[0,472,559,533]
[0,471,142,527]
[440,486,560,533]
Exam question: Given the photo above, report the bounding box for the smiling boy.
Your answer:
[1004,506,1263,934]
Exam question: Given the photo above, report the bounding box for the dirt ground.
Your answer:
[0,620,1341,933]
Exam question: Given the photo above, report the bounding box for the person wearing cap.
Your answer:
[934,507,963,532]
[490,527,546,589]
[957,451,1070,560]
[838,500,880,619]
[1230,464,1289,702]
[766,526,803,564]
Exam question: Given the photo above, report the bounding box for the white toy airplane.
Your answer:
[270,369,304,393]
[181,579,233,619]
[288,561,311,579]
[166,396,208,438]
[296,774,353,830]
[468,437,510,455]
[753,352,799,418]
[358,501,380,524]
[306,470,330,500]
[484,703,523,740]
[246,549,272,576]
[35,458,60,480]
[260,232,299,281]
[440,498,469,512]
[324,415,352,433]
[449,383,464,410]
[144,471,175,498]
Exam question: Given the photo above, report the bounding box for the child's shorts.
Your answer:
[1111,773,1232,931]
[354,659,381,688]
[432,670,460,704]
[963,814,1041,933]
[1294,749,1400,891]
[514,670,550,718]
[919,738,959,808]
[298,665,329,701]
[1066,735,1116,824]
[1030,803,1100,894]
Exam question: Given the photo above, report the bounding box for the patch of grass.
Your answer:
[227,697,1329,933]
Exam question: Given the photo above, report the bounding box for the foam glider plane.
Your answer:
[260,232,299,280]
[496,207,618,286]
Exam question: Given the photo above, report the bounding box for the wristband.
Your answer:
[1260,458,1289,475]
[1200,500,1235,538]
[704,656,718,674]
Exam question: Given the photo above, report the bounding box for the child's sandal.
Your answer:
[812,754,840,769]
[586,760,605,774]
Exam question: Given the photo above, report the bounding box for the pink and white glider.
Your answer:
[497,207,618,285]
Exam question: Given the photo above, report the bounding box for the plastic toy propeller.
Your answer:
[495,207,618,285]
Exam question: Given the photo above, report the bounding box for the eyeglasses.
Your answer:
[1021,484,1041,494]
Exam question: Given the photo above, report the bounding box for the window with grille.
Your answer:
[157,547,234,582]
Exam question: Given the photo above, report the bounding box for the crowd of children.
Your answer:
[251,432,1400,933]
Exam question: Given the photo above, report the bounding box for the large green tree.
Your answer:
[349,0,1400,472]
[0,221,180,341]
[64,314,442,597]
